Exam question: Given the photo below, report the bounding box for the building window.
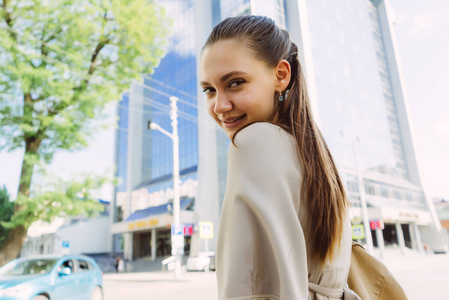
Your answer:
[347,181,359,192]
[364,183,375,195]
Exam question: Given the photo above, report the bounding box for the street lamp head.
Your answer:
[148,120,160,130]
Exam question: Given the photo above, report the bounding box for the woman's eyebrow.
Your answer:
[199,80,210,87]
[200,71,248,87]
[220,71,247,82]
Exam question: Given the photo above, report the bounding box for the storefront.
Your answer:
[350,203,433,256]
[111,198,195,261]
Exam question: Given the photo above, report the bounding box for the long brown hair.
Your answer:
[204,15,348,265]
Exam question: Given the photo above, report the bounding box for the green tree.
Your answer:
[0,186,14,248]
[0,0,169,265]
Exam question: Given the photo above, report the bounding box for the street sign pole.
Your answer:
[148,96,183,280]
[354,139,374,253]
[199,222,213,253]
[170,96,183,280]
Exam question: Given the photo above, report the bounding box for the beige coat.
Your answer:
[216,123,353,300]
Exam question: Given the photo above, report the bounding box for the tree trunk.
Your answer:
[0,225,27,267]
[0,137,41,267]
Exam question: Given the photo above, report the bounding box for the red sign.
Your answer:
[376,219,384,230]
[370,219,384,230]
[183,224,193,236]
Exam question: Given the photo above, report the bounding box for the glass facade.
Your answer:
[368,2,409,180]
[116,94,129,196]
[307,0,395,173]
[219,0,251,19]
[303,0,426,209]
[219,0,286,28]
[114,0,199,218]
[144,0,198,184]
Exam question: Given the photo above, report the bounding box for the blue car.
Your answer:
[0,254,103,300]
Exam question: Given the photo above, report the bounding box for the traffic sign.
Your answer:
[351,224,365,239]
[62,240,70,248]
[199,222,213,239]
[171,224,184,236]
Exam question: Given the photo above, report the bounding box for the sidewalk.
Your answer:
[103,270,218,300]
[103,251,449,300]
[382,251,449,299]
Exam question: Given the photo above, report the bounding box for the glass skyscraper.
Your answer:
[112,0,446,261]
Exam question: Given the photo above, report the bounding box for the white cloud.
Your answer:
[160,0,196,57]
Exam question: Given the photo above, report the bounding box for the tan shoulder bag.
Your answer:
[348,242,408,300]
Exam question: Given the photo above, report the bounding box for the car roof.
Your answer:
[15,254,94,262]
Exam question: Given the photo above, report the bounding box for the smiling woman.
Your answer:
[200,39,290,139]
[200,15,358,300]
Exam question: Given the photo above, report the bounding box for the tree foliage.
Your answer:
[0,186,13,248]
[0,0,169,159]
[0,0,170,262]
[2,175,109,230]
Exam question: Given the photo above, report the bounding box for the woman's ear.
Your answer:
[275,59,291,92]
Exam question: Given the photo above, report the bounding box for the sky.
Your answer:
[388,0,449,200]
[0,0,448,201]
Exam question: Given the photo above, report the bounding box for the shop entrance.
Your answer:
[371,223,412,249]
[133,228,193,259]
[383,224,397,246]
[401,223,412,248]
[156,229,172,257]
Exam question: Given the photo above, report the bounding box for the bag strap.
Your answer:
[308,282,361,300]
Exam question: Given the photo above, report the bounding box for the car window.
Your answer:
[58,259,74,274]
[0,259,57,276]
[78,260,91,272]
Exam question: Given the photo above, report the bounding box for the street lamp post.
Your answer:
[148,96,183,279]
[353,138,374,253]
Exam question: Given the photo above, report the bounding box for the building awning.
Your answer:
[125,198,194,222]
[354,197,432,225]
[366,196,425,210]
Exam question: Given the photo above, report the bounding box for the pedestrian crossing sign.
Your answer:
[351,224,365,239]
[199,222,213,239]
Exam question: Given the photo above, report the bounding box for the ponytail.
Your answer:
[285,42,348,264]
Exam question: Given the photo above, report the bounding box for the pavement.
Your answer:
[381,249,449,300]
[103,269,217,300]
[103,250,449,300]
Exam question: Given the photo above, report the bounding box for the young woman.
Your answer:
[200,16,359,299]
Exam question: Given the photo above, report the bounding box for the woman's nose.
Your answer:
[214,93,233,114]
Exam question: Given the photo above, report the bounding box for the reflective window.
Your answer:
[58,260,74,274]
[0,259,57,276]
[78,260,91,272]
[115,0,200,215]
[307,0,397,177]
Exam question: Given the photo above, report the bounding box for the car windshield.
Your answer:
[0,258,58,276]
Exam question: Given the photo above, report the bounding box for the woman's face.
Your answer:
[200,39,278,139]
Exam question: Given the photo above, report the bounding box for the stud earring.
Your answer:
[279,90,283,102]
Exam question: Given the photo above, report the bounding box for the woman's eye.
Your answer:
[202,87,215,94]
[229,79,245,88]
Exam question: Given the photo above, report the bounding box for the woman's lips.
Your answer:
[221,115,246,129]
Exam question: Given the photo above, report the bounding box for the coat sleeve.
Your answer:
[216,123,309,300]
